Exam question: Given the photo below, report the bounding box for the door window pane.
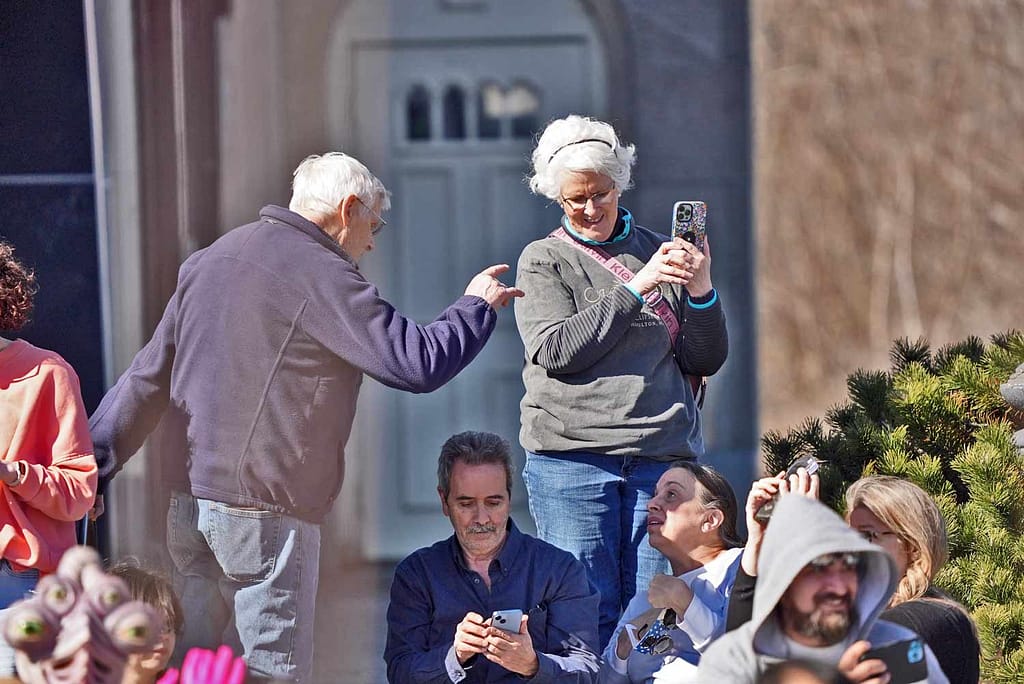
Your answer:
[406,85,431,140]
[443,85,466,140]
[477,82,502,139]
[508,82,540,139]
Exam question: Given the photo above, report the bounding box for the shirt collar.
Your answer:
[450,518,523,573]
[560,207,633,246]
[259,204,356,266]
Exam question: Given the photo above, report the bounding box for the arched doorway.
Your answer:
[326,0,612,559]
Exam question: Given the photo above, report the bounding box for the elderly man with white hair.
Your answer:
[514,116,728,647]
[89,152,522,682]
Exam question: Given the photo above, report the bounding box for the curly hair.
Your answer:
[0,240,37,331]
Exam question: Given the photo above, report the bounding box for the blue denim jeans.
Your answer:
[522,451,671,649]
[0,559,40,675]
[166,491,320,682]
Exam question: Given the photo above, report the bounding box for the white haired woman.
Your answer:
[515,115,728,646]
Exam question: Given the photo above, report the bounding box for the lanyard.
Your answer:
[549,227,680,345]
[548,227,706,407]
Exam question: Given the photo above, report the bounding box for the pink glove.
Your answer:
[157,645,247,684]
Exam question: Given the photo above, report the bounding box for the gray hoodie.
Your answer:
[697,496,948,683]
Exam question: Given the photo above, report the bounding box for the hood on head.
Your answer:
[750,495,898,654]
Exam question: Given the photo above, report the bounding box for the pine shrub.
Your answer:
[761,331,1024,682]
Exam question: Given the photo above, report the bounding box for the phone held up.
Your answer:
[860,637,929,684]
[753,455,820,523]
[671,201,707,252]
[490,609,524,634]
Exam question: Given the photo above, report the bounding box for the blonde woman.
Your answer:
[845,477,979,684]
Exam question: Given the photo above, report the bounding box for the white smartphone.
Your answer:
[490,609,524,633]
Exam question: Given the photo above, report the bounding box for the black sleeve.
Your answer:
[882,599,980,684]
[725,565,757,632]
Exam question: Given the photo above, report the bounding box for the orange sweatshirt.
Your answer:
[1,339,97,573]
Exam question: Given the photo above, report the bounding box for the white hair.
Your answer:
[528,115,636,201]
[289,152,391,221]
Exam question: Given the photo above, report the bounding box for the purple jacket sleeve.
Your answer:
[87,251,205,492]
[300,264,497,394]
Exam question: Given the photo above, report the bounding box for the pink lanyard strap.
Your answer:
[549,227,680,345]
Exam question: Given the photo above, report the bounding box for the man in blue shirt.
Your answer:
[384,431,601,683]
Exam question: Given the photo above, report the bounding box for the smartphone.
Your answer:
[490,609,523,633]
[753,455,819,523]
[860,637,928,684]
[671,201,707,252]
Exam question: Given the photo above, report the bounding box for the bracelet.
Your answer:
[5,462,25,487]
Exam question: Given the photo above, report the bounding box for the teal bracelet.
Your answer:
[687,289,718,310]
[623,283,644,303]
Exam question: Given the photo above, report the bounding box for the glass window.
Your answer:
[443,85,466,140]
[508,82,540,139]
[406,85,431,141]
[477,82,502,139]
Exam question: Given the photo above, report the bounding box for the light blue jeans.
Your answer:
[0,559,40,675]
[166,491,320,682]
[522,451,671,649]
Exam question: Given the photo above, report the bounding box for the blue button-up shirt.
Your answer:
[384,519,601,683]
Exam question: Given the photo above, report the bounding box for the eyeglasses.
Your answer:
[559,187,617,212]
[807,552,862,574]
[860,529,900,544]
[357,197,387,236]
[633,608,677,655]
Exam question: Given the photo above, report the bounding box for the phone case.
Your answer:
[753,456,819,523]
[671,201,707,251]
[491,609,523,633]
[861,638,928,684]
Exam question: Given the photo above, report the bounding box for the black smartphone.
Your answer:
[753,455,819,523]
[860,637,929,684]
[671,201,707,252]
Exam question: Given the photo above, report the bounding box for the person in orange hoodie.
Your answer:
[0,239,97,674]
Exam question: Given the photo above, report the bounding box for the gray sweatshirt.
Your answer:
[696,496,949,683]
[514,216,728,459]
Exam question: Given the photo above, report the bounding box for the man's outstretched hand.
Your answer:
[465,264,525,309]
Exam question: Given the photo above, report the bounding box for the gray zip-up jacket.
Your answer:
[89,205,496,522]
[697,495,948,683]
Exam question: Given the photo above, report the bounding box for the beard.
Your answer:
[790,597,859,645]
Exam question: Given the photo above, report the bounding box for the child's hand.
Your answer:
[156,645,246,684]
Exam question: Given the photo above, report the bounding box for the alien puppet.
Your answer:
[1,546,161,684]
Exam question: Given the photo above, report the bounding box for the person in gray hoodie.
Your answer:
[697,495,947,683]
